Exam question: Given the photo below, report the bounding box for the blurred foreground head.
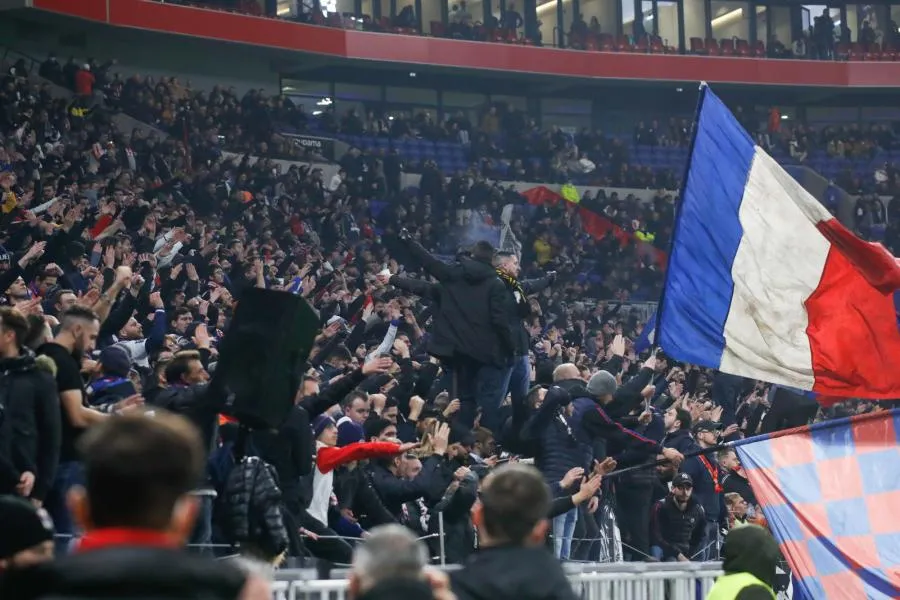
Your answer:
[349,524,432,600]
[474,463,550,547]
[69,411,205,544]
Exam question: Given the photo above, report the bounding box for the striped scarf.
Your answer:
[497,269,528,314]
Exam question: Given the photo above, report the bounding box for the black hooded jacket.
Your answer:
[401,239,513,366]
[0,350,60,501]
[451,545,577,600]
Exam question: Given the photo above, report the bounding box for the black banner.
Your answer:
[285,134,335,161]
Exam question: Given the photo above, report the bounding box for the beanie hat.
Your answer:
[337,419,364,447]
[99,345,131,378]
[0,496,54,559]
[363,416,393,441]
[586,370,617,398]
[311,415,335,439]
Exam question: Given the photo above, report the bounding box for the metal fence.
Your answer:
[270,561,724,600]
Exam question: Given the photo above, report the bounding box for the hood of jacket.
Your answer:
[0,348,38,374]
[721,524,780,586]
[556,378,591,400]
[459,257,498,283]
[451,545,576,600]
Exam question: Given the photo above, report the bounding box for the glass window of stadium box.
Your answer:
[385,86,439,122]
[579,0,619,38]
[334,83,381,116]
[537,0,563,46]
[443,91,489,126]
[489,95,527,111]
[682,0,710,47]
[656,0,681,49]
[541,98,591,130]
[761,5,791,48]
[281,79,332,111]
[711,2,750,42]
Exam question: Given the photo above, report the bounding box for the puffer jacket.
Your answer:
[222,455,289,559]
[0,350,61,501]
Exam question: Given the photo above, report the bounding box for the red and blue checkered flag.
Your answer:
[734,409,900,599]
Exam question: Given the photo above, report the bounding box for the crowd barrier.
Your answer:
[270,561,724,600]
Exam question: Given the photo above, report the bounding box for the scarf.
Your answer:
[497,269,528,316]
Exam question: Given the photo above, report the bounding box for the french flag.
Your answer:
[659,86,900,399]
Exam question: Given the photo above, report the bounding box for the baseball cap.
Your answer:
[672,473,694,488]
[0,496,55,559]
[692,420,722,434]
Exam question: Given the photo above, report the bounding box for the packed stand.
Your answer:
[0,51,887,600]
[153,0,900,64]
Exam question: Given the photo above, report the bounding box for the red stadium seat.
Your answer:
[719,38,735,56]
[615,35,632,52]
[598,33,614,51]
[735,39,751,57]
[751,40,766,57]
[430,20,445,37]
[690,37,706,55]
[704,38,721,56]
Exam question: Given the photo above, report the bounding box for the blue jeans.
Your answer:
[454,359,512,433]
[45,461,84,555]
[189,492,215,555]
[552,507,579,560]
[701,520,721,561]
[507,354,531,409]
[650,545,678,561]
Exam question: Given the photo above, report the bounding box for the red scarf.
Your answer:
[77,528,178,553]
[699,455,723,494]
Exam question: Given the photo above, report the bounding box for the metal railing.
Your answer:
[270,561,724,600]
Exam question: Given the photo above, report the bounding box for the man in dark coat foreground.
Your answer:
[451,463,577,600]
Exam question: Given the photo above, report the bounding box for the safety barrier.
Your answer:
[270,561,724,600]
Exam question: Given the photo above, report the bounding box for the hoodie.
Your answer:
[718,524,780,599]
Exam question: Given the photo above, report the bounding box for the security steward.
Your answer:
[705,524,778,600]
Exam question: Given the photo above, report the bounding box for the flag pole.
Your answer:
[651,81,710,352]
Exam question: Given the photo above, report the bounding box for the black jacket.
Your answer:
[649,494,706,560]
[152,381,225,458]
[427,472,478,563]
[495,275,551,357]
[451,545,577,600]
[222,455,289,558]
[0,351,60,501]
[402,239,513,366]
[521,391,584,488]
[0,545,248,600]
[367,454,450,519]
[722,468,758,506]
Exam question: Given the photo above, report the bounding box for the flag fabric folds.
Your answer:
[659,86,900,399]
[634,310,657,353]
[734,409,900,599]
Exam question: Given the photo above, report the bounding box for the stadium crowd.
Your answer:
[0,48,893,600]
[160,0,900,65]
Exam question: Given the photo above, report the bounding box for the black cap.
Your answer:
[692,420,722,434]
[672,472,694,488]
[0,496,55,559]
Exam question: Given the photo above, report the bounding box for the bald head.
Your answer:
[552,363,580,382]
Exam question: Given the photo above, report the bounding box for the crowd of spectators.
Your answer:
[43,48,899,202]
[159,0,900,63]
[0,46,897,600]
